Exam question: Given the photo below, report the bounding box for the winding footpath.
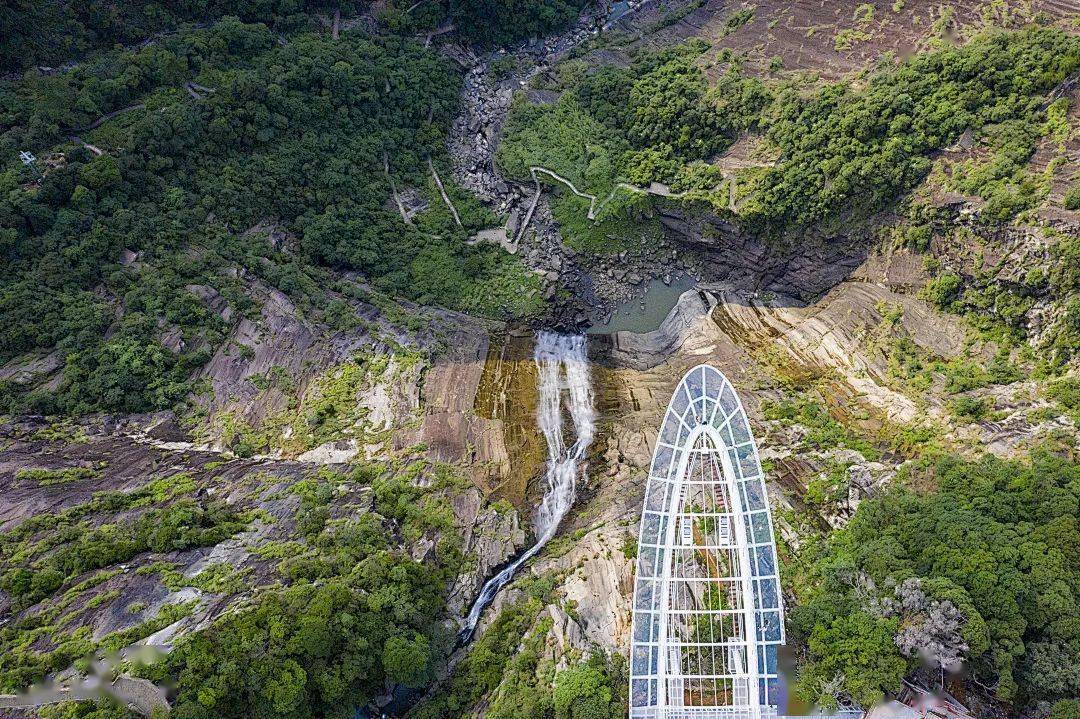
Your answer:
[515,165,726,243]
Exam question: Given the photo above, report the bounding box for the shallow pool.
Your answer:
[588,274,697,335]
[606,0,631,23]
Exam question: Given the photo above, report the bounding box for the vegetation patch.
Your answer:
[215,349,417,457]
[762,396,881,461]
[15,466,100,486]
[790,449,1080,709]
[1045,376,1080,423]
[114,461,468,719]
[501,27,1077,252]
[914,225,1079,370]
[0,18,537,417]
[0,498,247,609]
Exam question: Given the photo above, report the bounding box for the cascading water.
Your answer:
[458,332,595,644]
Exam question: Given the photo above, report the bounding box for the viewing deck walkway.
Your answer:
[629,365,800,719]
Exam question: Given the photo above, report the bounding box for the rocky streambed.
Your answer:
[442,0,718,329]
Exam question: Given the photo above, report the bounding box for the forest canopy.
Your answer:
[498,27,1080,234]
[0,17,539,416]
[789,449,1080,710]
[0,0,586,73]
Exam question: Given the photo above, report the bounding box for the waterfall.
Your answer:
[458,332,595,644]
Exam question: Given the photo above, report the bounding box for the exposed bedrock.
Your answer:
[654,203,872,302]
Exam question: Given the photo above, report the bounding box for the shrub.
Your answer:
[791,451,1080,708]
[921,273,963,309]
[948,395,990,420]
[1065,182,1080,210]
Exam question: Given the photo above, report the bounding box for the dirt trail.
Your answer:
[430,158,463,226]
[526,165,722,225]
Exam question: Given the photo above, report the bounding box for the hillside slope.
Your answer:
[1,1,1078,718]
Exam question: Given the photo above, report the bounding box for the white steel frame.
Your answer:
[630,365,784,719]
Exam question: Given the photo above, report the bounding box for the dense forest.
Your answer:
[0,16,541,417]
[0,0,587,72]
[790,449,1080,714]
[499,26,1079,233]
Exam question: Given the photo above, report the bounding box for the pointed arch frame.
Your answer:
[629,365,784,719]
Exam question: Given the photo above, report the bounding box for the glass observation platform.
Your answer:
[629,365,784,719]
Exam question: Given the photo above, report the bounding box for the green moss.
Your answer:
[621,534,638,559]
[16,467,100,486]
[805,461,852,509]
[135,561,176,577]
[762,397,881,461]
[651,0,707,31]
[726,8,755,28]
[31,424,90,443]
[834,27,872,51]
[921,272,963,309]
[161,562,250,595]
[85,589,122,611]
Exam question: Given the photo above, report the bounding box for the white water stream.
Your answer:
[458,332,596,643]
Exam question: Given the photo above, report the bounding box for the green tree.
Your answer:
[627,43,724,160]
[554,654,618,719]
[1051,700,1080,719]
[382,634,431,688]
[796,613,907,709]
[60,337,189,414]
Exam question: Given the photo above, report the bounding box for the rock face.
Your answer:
[446,490,527,619]
[547,526,634,651]
[3,235,1073,719]
[196,275,374,439]
[0,414,316,650]
[655,204,874,302]
[603,288,717,370]
[495,234,1076,675]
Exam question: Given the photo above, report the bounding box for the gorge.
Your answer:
[0,2,1077,719]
